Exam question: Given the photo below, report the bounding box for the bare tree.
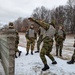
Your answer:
[32,6,51,23]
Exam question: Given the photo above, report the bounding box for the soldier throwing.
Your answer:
[28,18,57,71]
[25,25,37,55]
[55,25,66,57]
[67,37,75,64]
[9,22,22,58]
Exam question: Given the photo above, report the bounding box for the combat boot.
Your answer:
[25,52,29,56]
[19,51,22,56]
[35,50,39,53]
[67,57,74,64]
[52,61,57,64]
[15,55,17,58]
[42,64,49,71]
[31,52,33,55]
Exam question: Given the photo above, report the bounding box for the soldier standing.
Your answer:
[9,22,22,58]
[15,30,22,58]
[67,36,75,64]
[55,25,66,57]
[28,18,57,71]
[35,26,46,53]
[25,25,37,55]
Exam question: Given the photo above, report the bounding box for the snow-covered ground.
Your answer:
[15,33,75,75]
[15,46,75,75]
[0,33,75,75]
[19,33,74,60]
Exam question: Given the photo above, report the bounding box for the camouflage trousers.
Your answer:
[0,52,1,59]
[37,35,43,50]
[26,39,35,53]
[56,41,63,56]
[40,36,55,64]
[15,44,19,55]
[72,49,75,60]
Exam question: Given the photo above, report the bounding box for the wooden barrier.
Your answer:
[0,29,16,75]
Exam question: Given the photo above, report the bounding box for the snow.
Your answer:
[19,33,74,60]
[15,46,75,75]
[0,33,75,75]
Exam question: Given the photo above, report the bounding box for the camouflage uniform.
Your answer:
[28,18,57,71]
[72,37,75,60]
[55,27,66,56]
[15,31,20,54]
[26,27,37,55]
[40,25,57,65]
[35,27,46,53]
[9,22,21,58]
[67,37,75,64]
[72,50,75,61]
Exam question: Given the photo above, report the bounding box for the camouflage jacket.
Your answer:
[28,18,56,40]
[26,28,37,40]
[55,29,66,42]
[28,18,50,30]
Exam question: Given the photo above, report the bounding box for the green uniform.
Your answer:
[8,22,21,58]
[28,18,57,65]
[37,27,46,51]
[72,37,75,60]
[26,28,37,53]
[55,29,66,56]
[72,50,75,60]
[15,31,19,54]
[40,25,56,64]
[67,37,75,64]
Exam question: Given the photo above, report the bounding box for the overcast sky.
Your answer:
[0,0,68,24]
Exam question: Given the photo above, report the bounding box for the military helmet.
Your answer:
[9,22,14,29]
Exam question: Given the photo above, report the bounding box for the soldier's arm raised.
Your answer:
[28,18,50,30]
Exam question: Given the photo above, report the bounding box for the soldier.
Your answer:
[15,30,22,58]
[67,37,75,64]
[35,26,46,53]
[55,25,66,57]
[25,25,37,55]
[9,22,22,58]
[28,18,57,71]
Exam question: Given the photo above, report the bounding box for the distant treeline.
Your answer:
[3,0,75,34]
